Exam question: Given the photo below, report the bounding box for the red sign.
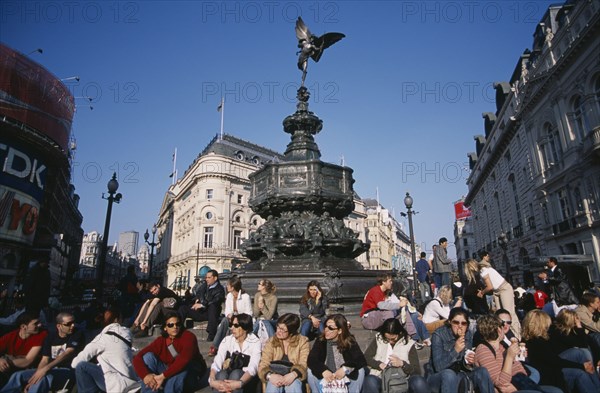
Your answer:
[454,201,471,220]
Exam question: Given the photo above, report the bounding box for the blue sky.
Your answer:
[1,0,556,258]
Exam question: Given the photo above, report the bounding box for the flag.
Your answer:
[217,100,223,112]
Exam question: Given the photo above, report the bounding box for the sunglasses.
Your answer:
[61,321,75,327]
[231,323,242,328]
[166,323,182,328]
[451,320,468,327]
[501,320,512,325]
[325,325,338,331]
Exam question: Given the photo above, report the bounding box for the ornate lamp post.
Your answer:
[96,173,122,297]
[403,192,419,293]
[144,224,158,279]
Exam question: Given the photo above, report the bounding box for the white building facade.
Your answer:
[465,0,600,290]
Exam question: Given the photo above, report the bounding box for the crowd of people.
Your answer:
[1,249,600,393]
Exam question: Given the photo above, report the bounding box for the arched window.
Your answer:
[538,123,561,170]
[572,96,589,139]
[595,77,600,115]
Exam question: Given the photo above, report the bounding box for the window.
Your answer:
[595,77,600,114]
[237,194,243,204]
[557,188,571,220]
[206,189,213,200]
[573,187,584,214]
[235,151,244,161]
[203,227,213,248]
[572,96,589,139]
[205,212,213,220]
[539,123,561,169]
[510,175,522,227]
[233,230,242,250]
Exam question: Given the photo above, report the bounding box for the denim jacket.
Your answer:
[429,325,473,373]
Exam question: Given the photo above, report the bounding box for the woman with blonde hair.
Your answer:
[422,285,462,334]
[463,259,489,316]
[523,309,596,392]
[253,280,278,338]
[477,252,521,338]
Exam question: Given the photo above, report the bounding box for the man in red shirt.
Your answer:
[0,312,47,387]
[360,274,398,330]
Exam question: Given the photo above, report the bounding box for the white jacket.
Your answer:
[224,292,253,318]
[71,323,140,392]
[370,333,416,376]
[211,333,262,376]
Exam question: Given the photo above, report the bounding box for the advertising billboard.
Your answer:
[454,200,472,221]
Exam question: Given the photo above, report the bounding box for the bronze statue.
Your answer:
[295,17,345,86]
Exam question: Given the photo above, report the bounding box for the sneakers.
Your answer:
[208,346,217,357]
[415,342,425,350]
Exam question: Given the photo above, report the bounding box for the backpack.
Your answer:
[418,298,442,315]
[381,366,409,393]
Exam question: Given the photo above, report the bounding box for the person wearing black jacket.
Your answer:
[538,257,578,316]
[178,269,224,341]
[307,314,366,393]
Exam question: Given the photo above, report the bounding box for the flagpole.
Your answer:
[219,97,224,140]
[172,147,177,185]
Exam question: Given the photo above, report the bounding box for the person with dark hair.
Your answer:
[307,314,367,393]
[133,312,206,393]
[0,313,47,388]
[474,314,560,393]
[363,318,428,393]
[360,274,398,330]
[118,265,139,320]
[433,237,452,287]
[1,312,83,393]
[209,276,252,357]
[259,313,309,393]
[71,305,140,393]
[179,269,225,342]
[415,251,432,302]
[210,313,261,393]
[576,291,600,364]
[299,281,329,338]
[538,257,579,316]
[427,308,494,393]
[253,280,279,338]
[132,281,181,337]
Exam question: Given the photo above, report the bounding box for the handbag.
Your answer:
[321,378,348,393]
[269,360,294,375]
[224,351,251,371]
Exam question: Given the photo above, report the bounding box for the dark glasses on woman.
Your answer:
[231,323,242,328]
[451,320,468,327]
[166,322,182,328]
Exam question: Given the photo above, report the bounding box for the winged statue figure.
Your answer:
[295,17,345,86]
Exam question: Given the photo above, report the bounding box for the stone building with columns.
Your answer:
[465,0,600,290]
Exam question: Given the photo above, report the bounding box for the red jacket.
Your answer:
[360,285,386,317]
[133,330,201,379]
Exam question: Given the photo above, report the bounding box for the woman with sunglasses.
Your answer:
[133,312,206,393]
[259,313,309,393]
[363,318,429,393]
[427,307,494,393]
[299,280,329,338]
[209,276,252,357]
[210,313,261,393]
[307,314,367,393]
[253,280,278,338]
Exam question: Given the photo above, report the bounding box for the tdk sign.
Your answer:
[0,143,47,202]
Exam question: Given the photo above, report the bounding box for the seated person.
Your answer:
[363,318,428,393]
[178,269,225,342]
[133,312,206,393]
[259,313,309,393]
[132,281,181,337]
[426,308,494,393]
[474,314,560,393]
[360,274,397,330]
[575,292,600,364]
[299,281,328,339]
[209,276,252,357]
[253,280,278,338]
[210,313,261,393]
[307,314,366,393]
[1,312,83,393]
[0,313,47,388]
[422,285,462,334]
[71,305,140,393]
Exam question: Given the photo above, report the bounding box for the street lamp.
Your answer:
[403,192,419,294]
[96,173,122,298]
[144,224,158,279]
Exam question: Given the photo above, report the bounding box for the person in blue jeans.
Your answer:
[299,281,328,339]
[426,308,494,393]
[133,313,206,393]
